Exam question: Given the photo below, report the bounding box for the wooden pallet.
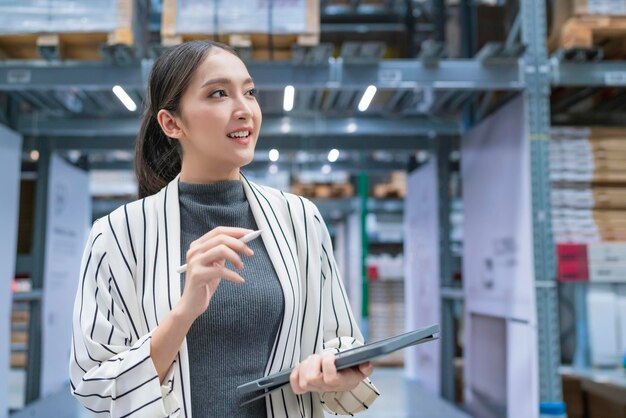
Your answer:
[11,352,27,369]
[557,16,626,58]
[291,182,354,198]
[0,0,134,60]
[373,183,406,199]
[161,0,319,60]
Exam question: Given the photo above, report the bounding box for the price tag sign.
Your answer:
[378,69,402,84]
[604,72,626,86]
[7,70,31,84]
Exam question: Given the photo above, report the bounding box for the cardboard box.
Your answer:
[562,373,586,418]
[583,379,626,418]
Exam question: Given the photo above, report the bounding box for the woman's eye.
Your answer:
[209,90,227,98]
[246,88,257,97]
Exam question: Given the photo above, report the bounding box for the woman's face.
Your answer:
[174,49,262,177]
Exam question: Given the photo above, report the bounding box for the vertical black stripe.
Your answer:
[281,389,289,417]
[269,392,276,418]
[163,185,173,310]
[107,323,115,345]
[248,181,300,369]
[281,191,305,364]
[123,204,137,264]
[108,266,140,341]
[243,177,296,372]
[107,277,113,321]
[72,333,87,373]
[141,199,150,332]
[332,254,355,338]
[312,257,323,352]
[298,198,310,349]
[108,215,132,276]
[176,353,190,417]
[152,219,160,327]
[90,287,99,340]
[78,233,103,338]
[79,252,107,364]
[322,244,348,343]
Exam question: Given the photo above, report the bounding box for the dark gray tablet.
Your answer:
[237,323,439,399]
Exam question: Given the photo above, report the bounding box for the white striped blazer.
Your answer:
[70,173,379,418]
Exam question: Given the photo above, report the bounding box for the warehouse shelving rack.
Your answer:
[3,0,626,412]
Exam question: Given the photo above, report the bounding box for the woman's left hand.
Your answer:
[289,353,373,395]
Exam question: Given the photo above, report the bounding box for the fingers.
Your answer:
[358,362,374,377]
[191,226,252,249]
[290,355,324,395]
[194,264,245,285]
[186,233,255,278]
[190,244,246,272]
[289,354,374,395]
[321,353,339,387]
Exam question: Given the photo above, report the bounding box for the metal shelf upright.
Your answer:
[521,0,563,410]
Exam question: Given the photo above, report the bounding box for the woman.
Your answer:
[70,40,379,418]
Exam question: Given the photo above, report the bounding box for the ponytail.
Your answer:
[134,40,240,198]
[135,113,181,199]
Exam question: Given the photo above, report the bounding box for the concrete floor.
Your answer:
[10,368,472,418]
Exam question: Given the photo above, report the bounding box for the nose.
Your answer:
[232,93,253,120]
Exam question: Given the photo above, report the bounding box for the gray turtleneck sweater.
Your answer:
[178,180,285,418]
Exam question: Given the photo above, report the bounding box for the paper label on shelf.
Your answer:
[378,69,402,84]
[6,70,31,84]
[589,263,626,282]
[588,242,626,263]
[584,0,626,15]
[604,72,626,86]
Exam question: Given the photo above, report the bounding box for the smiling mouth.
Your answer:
[227,130,251,139]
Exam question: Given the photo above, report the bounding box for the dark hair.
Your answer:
[135,40,240,198]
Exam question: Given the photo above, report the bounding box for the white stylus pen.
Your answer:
[176,230,263,274]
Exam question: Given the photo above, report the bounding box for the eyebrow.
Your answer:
[201,77,255,89]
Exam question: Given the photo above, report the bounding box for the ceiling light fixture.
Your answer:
[358,85,377,112]
[112,85,137,112]
[283,85,295,112]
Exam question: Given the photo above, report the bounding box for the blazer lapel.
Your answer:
[240,173,301,375]
[156,174,192,416]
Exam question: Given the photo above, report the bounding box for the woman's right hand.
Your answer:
[176,226,255,322]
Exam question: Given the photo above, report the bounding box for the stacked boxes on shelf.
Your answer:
[368,280,405,366]
[372,171,406,199]
[366,211,405,365]
[0,0,118,34]
[0,0,136,59]
[550,0,626,58]
[366,253,404,281]
[290,171,354,199]
[551,127,626,244]
[553,126,626,368]
[162,0,320,59]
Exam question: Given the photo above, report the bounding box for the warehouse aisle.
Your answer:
[10,368,471,418]
[334,367,472,418]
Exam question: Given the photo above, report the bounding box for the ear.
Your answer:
[157,109,184,140]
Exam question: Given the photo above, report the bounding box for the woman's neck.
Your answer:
[179,163,240,184]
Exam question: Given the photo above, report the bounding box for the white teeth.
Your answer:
[227,131,250,138]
